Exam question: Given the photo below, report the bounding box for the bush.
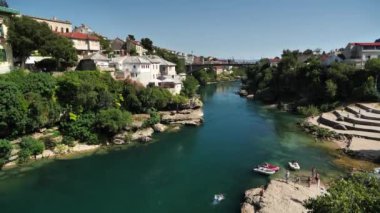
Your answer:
[298,105,320,117]
[0,139,12,167]
[60,113,97,143]
[181,76,199,97]
[304,173,380,212]
[143,110,161,127]
[96,108,132,135]
[43,136,58,149]
[19,137,45,162]
[62,136,76,147]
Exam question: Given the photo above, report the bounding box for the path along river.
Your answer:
[0,82,343,212]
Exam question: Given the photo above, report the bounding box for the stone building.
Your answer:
[25,15,72,33]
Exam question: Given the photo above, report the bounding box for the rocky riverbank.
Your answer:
[3,106,204,170]
[241,179,323,213]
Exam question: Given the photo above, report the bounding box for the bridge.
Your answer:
[186,61,256,73]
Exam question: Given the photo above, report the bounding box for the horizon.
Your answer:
[9,0,380,59]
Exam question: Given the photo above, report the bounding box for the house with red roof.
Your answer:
[344,42,380,68]
[59,32,101,57]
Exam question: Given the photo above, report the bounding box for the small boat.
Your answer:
[261,163,280,171]
[214,194,225,202]
[253,167,276,175]
[288,161,301,170]
[374,167,380,174]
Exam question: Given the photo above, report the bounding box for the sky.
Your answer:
[9,0,380,59]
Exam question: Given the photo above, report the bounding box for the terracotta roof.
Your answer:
[351,42,380,47]
[59,32,99,41]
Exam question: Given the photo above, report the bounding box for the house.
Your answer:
[73,24,94,34]
[82,52,112,71]
[269,57,281,67]
[126,39,147,56]
[59,32,101,57]
[110,38,126,57]
[321,54,343,66]
[0,6,19,74]
[344,42,380,68]
[25,15,72,33]
[112,55,184,94]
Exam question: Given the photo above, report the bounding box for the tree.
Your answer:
[0,139,12,166]
[127,34,135,41]
[181,75,199,97]
[8,17,52,68]
[325,79,337,100]
[304,173,380,213]
[96,108,132,135]
[94,33,112,53]
[365,58,380,92]
[141,38,153,53]
[0,81,27,138]
[40,34,78,70]
[0,0,8,7]
[19,137,45,160]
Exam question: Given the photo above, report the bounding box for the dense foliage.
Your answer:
[305,173,380,212]
[154,47,186,73]
[181,75,200,97]
[244,50,379,113]
[0,70,190,143]
[193,68,217,85]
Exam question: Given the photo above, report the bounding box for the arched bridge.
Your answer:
[186,62,256,73]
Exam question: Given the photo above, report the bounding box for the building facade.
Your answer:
[344,42,380,68]
[0,6,19,74]
[113,55,183,94]
[126,39,147,56]
[25,15,72,33]
[60,32,100,57]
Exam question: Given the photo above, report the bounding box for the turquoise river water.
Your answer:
[0,82,343,213]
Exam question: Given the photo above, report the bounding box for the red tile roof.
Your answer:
[351,42,380,47]
[59,32,99,41]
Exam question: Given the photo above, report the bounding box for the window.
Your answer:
[61,27,64,33]
[66,28,69,33]
[55,27,58,32]
[133,65,136,69]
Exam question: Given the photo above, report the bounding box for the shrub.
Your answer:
[0,139,12,167]
[143,110,161,127]
[18,137,45,163]
[96,108,132,135]
[298,105,320,117]
[62,136,76,147]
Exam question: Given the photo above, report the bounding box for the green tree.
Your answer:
[40,34,78,70]
[305,173,380,213]
[365,58,380,92]
[96,108,132,135]
[0,81,27,138]
[8,17,52,68]
[141,38,153,53]
[0,139,12,166]
[181,75,199,97]
[60,113,99,144]
[127,34,135,41]
[19,137,45,160]
[325,79,337,100]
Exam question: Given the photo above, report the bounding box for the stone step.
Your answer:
[319,115,380,134]
[356,103,380,115]
[345,106,380,121]
[334,111,380,127]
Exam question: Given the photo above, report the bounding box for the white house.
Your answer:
[344,42,380,68]
[112,55,184,94]
[0,6,19,74]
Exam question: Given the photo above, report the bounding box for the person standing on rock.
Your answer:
[311,167,316,182]
[285,170,290,184]
[316,173,320,190]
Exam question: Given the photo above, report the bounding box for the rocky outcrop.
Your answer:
[239,89,248,97]
[241,202,255,213]
[242,180,322,213]
[131,128,154,141]
[153,123,168,133]
[161,109,204,126]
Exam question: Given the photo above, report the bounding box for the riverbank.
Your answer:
[2,107,204,170]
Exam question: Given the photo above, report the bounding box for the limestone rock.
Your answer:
[239,89,248,96]
[132,128,154,141]
[153,123,168,133]
[139,136,152,143]
[241,202,255,213]
[161,109,204,126]
[246,94,254,99]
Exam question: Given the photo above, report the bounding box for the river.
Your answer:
[0,82,343,212]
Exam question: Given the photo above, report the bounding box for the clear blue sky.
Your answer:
[10,0,380,59]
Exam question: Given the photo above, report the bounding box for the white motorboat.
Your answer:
[374,167,380,174]
[214,194,225,202]
[288,161,300,170]
[253,167,276,175]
